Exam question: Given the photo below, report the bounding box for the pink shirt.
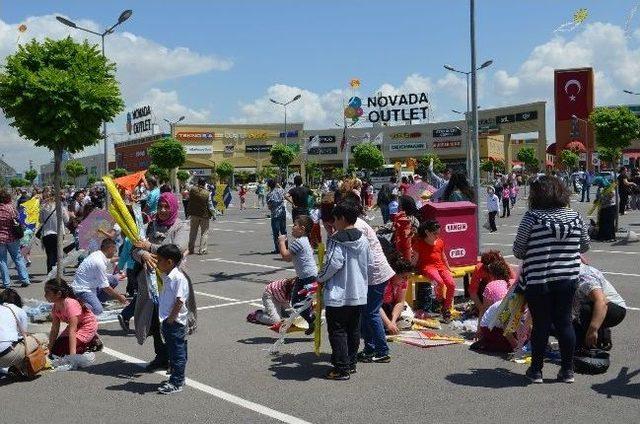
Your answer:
[52,298,98,343]
[483,280,509,305]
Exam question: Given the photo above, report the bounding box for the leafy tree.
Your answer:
[269,144,296,176]
[216,161,234,184]
[559,149,580,171]
[480,160,494,173]
[416,153,445,176]
[352,143,384,176]
[24,169,37,185]
[516,146,539,172]
[65,160,86,186]
[148,137,186,192]
[305,161,323,185]
[148,164,169,183]
[590,106,640,153]
[331,167,345,180]
[493,159,506,174]
[596,146,622,166]
[9,177,29,188]
[235,171,251,184]
[176,170,191,186]
[0,37,124,281]
[111,168,128,178]
[87,175,98,185]
[257,166,278,182]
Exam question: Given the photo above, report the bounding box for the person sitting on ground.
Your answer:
[573,259,627,352]
[251,277,297,325]
[413,220,456,322]
[70,238,128,316]
[469,251,515,317]
[45,279,101,357]
[278,215,317,335]
[380,254,415,335]
[0,289,48,375]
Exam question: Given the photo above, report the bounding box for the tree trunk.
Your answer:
[54,148,64,282]
[171,167,178,193]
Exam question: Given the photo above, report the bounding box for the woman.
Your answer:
[469,250,515,316]
[0,189,30,288]
[131,192,196,371]
[266,179,286,254]
[0,289,48,375]
[441,173,474,202]
[39,188,69,273]
[596,182,617,241]
[513,176,589,384]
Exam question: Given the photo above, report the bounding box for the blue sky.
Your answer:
[2,1,640,171]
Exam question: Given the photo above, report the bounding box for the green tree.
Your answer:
[24,169,37,185]
[269,144,296,177]
[216,161,234,184]
[236,170,251,184]
[148,137,187,192]
[148,164,169,183]
[176,170,191,187]
[590,106,640,153]
[9,177,28,188]
[480,160,494,173]
[331,167,345,180]
[352,143,384,177]
[65,160,86,186]
[0,37,123,281]
[111,168,128,178]
[87,175,98,185]
[596,146,622,166]
[516,146,539,172]
[304,161,323,185]
[416,153,445,176]
[559,149,580,171]
[493,159,506,174]
[257,166,278,182]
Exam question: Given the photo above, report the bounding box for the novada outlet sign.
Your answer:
[366,92,429,123]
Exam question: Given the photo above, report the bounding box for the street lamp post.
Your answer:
[164,116,185,138]
[444,59,492,183]
[469,0,482,254]
[270,94,302,146]
[56,10,133,205]
[164,116,185,192]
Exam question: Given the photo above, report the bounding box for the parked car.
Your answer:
[246,182,258,190]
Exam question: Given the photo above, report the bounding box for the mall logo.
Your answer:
[445,223,467,233]
[449,248,466,259]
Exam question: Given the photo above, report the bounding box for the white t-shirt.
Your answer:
[159,267,190,325]
[0,304,28,352]
[480,301,502,329]
[71,250,110,294]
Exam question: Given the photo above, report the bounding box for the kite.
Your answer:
[405,181,436,206]
[77,209,115,251]
[625,2,640,38]
[387,330,464,349]
[16,23,27,45]
[18,197,40,230]
[267,282,317,355]
[554,8,588,33]
[344,96,364,124]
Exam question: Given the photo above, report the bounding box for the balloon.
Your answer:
[348,96,362,108]
[356,107,363,116]
[350,79,360,89]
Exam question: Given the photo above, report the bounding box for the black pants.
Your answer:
[326,305,361,374]
[150,304,168,363]
[525,281,576,372]
[573,301,626,348]
[488,211,498,232]
[183,200,190,218]
[597,206,616,241]
[291,276,315,326]
[42,234,58,273]
[619,194,629,214]
[501,200,510,217]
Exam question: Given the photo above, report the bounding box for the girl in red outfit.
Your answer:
[413,220,456,322]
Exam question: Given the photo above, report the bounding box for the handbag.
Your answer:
[2,305,47,377]
[35,208,55,240]
[11,218,24,240]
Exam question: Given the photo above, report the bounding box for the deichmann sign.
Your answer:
[176,132,215,141]
[389,142,426,151]
[185,145,213,155]
[245,145,272,153]
[366,92,429,123]
[433,140,462,149]
[126,105,152,136]
[433,127,461,138]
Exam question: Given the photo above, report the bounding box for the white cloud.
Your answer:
[493,70,520,96]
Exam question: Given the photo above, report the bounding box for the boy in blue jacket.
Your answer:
[318,201,372,380]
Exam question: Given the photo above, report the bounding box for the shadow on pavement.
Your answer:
[268,352,332,381]
[106,380,160,395]
[84,359,144,380]
[237,252,277,257]
[446,367,528,388]
[236,336,308,345]
[591,367,640,400]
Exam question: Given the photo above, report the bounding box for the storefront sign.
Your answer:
[247,131,270,139]
[279,130,299,138]
[496,114,516,125]
[478,117,499,134]
[366,92,429,123]
[126,105,152,136]
[308,135,336,144]
[308,146,338,155]
[391,132,421,139]
[176,132,215,141]
[516,111,538,122]
[185,145,213,155]
[224,145,234,154]
[433,140,462,149]
[191,169,212,176]
[433,127,462,138]
[389,142,426,151]
[245,145,272,153]
[351,144,382,153]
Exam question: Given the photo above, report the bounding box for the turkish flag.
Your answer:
[554,68,594,121]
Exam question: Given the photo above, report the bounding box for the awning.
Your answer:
[113,170,146,192]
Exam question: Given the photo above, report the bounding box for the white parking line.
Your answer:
[194,291,239,302]
[201,257,295,272]
[197,299,262,311]
[216,219,268,225]
[211,228,255,234]
[101,347,312,424]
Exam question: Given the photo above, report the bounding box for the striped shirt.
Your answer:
[513,208,589,291]
[266,278,296,303]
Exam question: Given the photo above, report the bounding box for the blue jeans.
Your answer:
[75,277,119,316]
[270,213,286,252]
[162,320,188,387]
[380,204,390,224]
[361,281,389,356]
[0,239,30,287]
[581,185,591,202]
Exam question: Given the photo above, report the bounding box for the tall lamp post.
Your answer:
[444,59,493,183]
[56,10,133,205]
[270,94,302,146]
[164,116,185,138]
[163,116,185,192]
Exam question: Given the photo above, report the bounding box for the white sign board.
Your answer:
[191,169,212,176]
[389,142,426,151]
[185,145,213,155]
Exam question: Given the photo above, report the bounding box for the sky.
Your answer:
[2,1,640,173]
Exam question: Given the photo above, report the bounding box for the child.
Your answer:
[317,201,372,380]
[239,185,247,210]
[413,220,456,322]
[253,277,297,325]
[278,215,317,335]
[155,244,190,395]
[501,183,511,218]
[44,279,101,357]
[510,183,519,206]
[486,187,499,233]
[381,253,415,335]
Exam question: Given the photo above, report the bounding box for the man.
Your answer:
[285,175,311,222]
[617,167,637,215]
[573,262,626,351]
[145,176,160,216]
[187,177,213,255]
[580,168,592,202]
[429,164,453,202]
[376,176,397,224]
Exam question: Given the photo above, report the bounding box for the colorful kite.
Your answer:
[350,79,361,89]
[554,8,588,33]
[344,96,364,124]
[18,197,40,230]
[77,209,115,251]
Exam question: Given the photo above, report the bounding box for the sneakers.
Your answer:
[348,365,357,374]
[158,382,183,394]
[557,369,575,383]
[371,354,391,363]
[325,369,350,381]
[117,314,130,333]
[525,367,543,384]
[356,351,374,363]
[357,351,390,363]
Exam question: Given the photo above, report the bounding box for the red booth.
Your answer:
[419,201,478,267]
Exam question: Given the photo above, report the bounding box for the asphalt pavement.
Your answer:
[2,190,639,424]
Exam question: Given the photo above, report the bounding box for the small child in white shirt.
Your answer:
[486,187,499,233]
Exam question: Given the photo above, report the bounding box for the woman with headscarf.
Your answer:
[131,192,196,371]
[441,173,475,202]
